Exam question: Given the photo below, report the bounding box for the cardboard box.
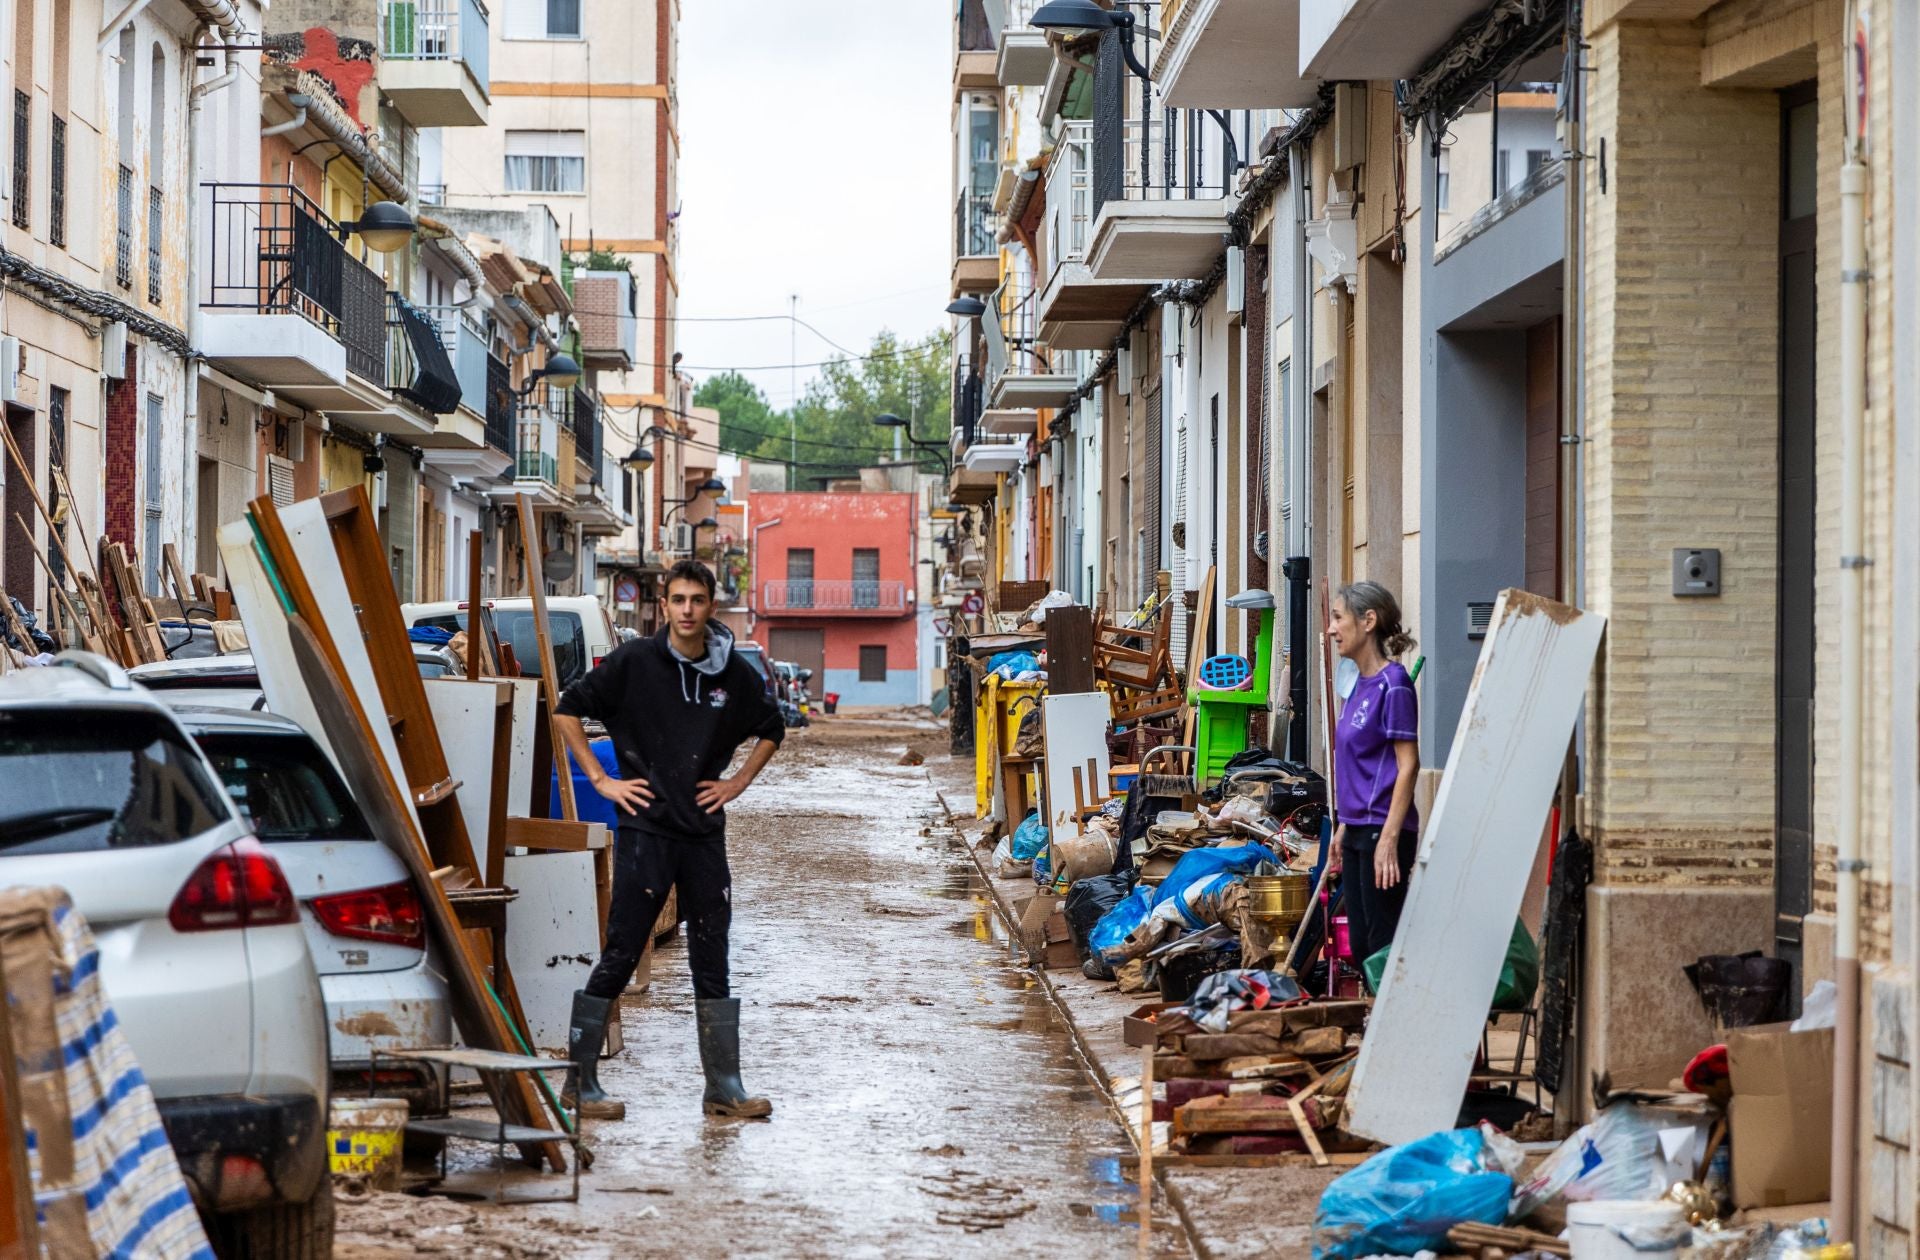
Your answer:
[1726,1021,1834,1209]
[1123,1001,1177,1048]
[1013,894,1076,969]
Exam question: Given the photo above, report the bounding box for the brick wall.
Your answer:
[103,345,137,546]
[1581,20,1780,882]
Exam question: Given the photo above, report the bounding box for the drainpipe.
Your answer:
[1832,128,1869,1255]
[750,517,783,634]
[184,19,240,592]
[1284,140,1312,762]
[261,97,312,139]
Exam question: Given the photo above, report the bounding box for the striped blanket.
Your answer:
[2,888,213,1260]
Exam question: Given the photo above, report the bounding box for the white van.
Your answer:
[402,595,618,692]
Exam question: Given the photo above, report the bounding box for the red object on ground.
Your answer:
[1683,1043,1732,1102]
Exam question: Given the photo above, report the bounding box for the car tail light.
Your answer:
[310,880,426,948]
[168,839,298,933]
[592,654,607,670]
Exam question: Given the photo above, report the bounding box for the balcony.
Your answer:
[573,270,638,371]
[1155,0,1319,108]
[380,0,490,127]
[200,182,350,403]
[1085,113,1251,283]
[388,294,461,414]
[1300,0,1490,81]
[507,413,566,506]
[994,0,1050,85]
[984,280,1076,410]
[761,580,910,617]
[959,433,1026,474]
[1035,124,1152,350]
[955,0,998,88]
[953,189,999,296]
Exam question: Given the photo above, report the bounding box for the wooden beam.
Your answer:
[516,494,577,822]
[502,817,607,853]
[465,530,484,681]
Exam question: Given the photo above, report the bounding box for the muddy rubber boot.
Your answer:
[563,991,626,1121]
[695,998,772,1119]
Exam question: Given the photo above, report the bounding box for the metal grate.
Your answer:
[147,186,162,303]
[11,91,28,230]
[1466,601,1495,640]
[340,253,388,383]
[115,165,133,288]
[48,115,63,246]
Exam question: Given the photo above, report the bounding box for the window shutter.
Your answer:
[267,455,295,507]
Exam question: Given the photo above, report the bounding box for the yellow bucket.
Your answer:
[327,1097,410,1190]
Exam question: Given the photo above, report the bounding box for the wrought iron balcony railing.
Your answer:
[761,579,909,615]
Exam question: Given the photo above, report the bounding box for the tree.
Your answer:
[724,329,953,487]
[696,371,778,453]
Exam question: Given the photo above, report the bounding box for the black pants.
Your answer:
[584,829,733,1001]
[1340,825,1419,966]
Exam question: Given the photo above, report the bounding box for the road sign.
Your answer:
[960,592,984,616]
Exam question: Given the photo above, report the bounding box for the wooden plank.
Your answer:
[1044,604,1097,694]
[485,690,515,890]
[1138,1042,1155,1234]
[1345,590,1604,1147]
[425,679,513,874]
[1287,1096,1329,1166]
[465,531,484,681]
[279,612,567,1169]
[503,817,608,853]
[514,494,577,822]
[162,543,193,611]
[502,679,543,818]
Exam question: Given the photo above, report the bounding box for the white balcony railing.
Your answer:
[381,0,490,90]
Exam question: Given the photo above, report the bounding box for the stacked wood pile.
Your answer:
[1149,999,1371,1163]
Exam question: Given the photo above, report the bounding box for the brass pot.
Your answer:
[1246,874,1311,934]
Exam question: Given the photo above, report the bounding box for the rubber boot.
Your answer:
[695,998,772,1119]
[563,991,626,1121]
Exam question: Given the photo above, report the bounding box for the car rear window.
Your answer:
[0,711,233,855]
[493,610,584,686]
[194,734,372,843]
[135,667,260,690]
[736,649,773,692]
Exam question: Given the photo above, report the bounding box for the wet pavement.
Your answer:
[338,720,1192,1259]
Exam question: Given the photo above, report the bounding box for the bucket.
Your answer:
[1566,1200,1688,1260]
[327,1097,410,1190]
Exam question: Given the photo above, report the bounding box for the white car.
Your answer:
[168,706,453,1115]
[129,643,467,710]
[403,595,617,692]
[0,655,333,1256]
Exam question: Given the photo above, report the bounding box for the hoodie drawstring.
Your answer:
[679,661,703,706]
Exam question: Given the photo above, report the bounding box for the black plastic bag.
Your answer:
[1685,952,1791,1029]
[1066,870,1139,961]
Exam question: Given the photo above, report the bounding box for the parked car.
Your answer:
[129,643,465,709]
[403,596,616,692]
[735,640,775,697]
[169,706,453,1115]
[0,656,333,1256]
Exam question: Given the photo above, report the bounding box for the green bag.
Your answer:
[1362,919,1540,1011]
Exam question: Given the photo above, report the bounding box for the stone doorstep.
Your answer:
[929,783,1337,1259]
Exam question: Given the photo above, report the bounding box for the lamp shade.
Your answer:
[694,516,720,530]
[1030,0,1116,30]
[352,200,416,253]
[698,477,727,493]
[945,296,988,319]
[622,445,655,472]
[540,352,583,390]
[872,413,907,428]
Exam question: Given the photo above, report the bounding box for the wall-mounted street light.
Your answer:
[873,412,952,474]
[515,351,583,401]
[621,444,655,473]
[946,296,988,320]
[338,200,417,254]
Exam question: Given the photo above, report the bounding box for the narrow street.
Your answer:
[336,721,1192,1259]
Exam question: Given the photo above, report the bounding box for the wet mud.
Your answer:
[338,722,1191,1258]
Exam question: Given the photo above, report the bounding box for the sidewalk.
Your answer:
[927,757,1339,1260]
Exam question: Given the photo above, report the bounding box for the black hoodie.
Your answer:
[555,622,784,841]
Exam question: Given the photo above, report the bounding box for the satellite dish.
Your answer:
[542,549,577,583]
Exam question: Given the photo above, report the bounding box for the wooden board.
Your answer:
[502,850,604,1053]
[425,679,513,876]
[1344,590,1604,1146]
[1041,691,1113,844]
[503,679,543,817]
[515,494,577,822]
[502,817,609,853]
[1044,605,1097,695]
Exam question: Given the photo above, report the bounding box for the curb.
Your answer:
[930,782,1214,1258]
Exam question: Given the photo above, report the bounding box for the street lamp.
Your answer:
[515,351,584,400]
[946,296,987,320]
[1029,0,1239,177]
[338,200,416,253]
[873,413,952,474]
[621,445,655,473]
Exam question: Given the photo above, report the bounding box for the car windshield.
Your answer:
[737,649,771,689]
[193,733,372,842]
[0,710,233,855]
[493,610,585,686]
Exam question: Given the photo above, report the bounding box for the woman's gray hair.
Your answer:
[1336,581,1416,657]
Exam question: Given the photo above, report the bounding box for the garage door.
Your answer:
[768,628,825,683]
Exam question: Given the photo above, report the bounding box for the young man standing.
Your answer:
[553,559,784,1120]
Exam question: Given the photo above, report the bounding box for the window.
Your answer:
[852,548,879,609]
[505,0,580,39]
[10,90,26,229]
[546,0,581,37]
[147,46,164,303]
[504,131,585,193]
[0,711,231,855]
[786,547,814,609]
[196,734,372,843]
[1435,148,1450,213]
[859,645,887,683]
[1495,149,1510,195]
[48,115,63,246]
[491,608,586,687]
[1526,148,1552,180]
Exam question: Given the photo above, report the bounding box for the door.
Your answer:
[3,406,35,608]
[1775,83,1817,973]
[786,547,814,609]
[768,628,824,687]
[852,548,879,609]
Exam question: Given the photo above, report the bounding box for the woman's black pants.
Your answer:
[1339,825,1420,966]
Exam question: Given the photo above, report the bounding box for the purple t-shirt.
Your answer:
[1334,661,1419,828]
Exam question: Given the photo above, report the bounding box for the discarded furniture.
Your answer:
[372,1048,584,1203]
[1187,589,1277,787]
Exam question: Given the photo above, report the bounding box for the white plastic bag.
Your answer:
[1791,979,1837,1031]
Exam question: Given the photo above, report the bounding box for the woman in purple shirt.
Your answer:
[1327,581,1421,965]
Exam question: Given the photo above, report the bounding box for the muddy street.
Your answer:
[338,721,1191,1259]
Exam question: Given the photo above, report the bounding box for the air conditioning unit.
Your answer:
[0,338,18,404]
[661,523,694,553]
[102,323,129,378]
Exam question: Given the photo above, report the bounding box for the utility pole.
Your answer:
[789,294,799,490]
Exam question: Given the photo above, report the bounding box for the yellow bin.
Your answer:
[327,1097,410,1190]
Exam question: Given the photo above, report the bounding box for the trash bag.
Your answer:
[1185,968,1301,1031]
[1010,811,1049,862]
[1362,918,1538,1009]
[986,650,1041,680]
[1154,841,1279,911]
[1685,952,1791,1029]
[1065,871,1137,957]
[1089,885,1156,965]
[1509,1100,1713,1217]
[3,597,55,655]
[1313,1127,1515,1260]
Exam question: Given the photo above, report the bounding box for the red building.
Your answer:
[750,491,919,706]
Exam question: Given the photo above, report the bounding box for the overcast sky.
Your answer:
[675,1,954,414]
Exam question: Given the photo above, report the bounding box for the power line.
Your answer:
[609,332,952,375]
